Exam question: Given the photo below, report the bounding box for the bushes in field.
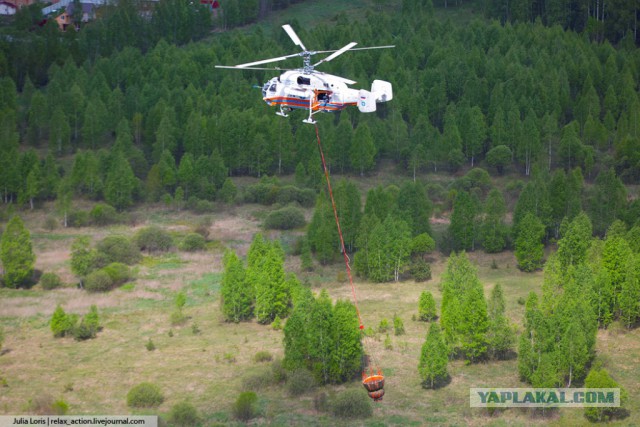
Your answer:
[134,226,173,252]
[232,391,259,421]
[50,305,100,340]
[84,263,131,292]
[126,383,164,408]
[264,206,306,230]
[95,235,141,266]
[40,272,62,290]
[329,389,372,419]
[179,233,206,252]
[167,401,200,427]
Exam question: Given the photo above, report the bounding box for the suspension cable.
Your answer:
[313,123,364,331]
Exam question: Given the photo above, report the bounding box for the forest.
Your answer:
[0,0,639,424]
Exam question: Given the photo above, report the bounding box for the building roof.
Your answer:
[42,0,104,16]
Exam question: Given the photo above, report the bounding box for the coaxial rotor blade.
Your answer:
[215,65,293,71]
[314,45,395,55]
[282,24,307,51]
[313,42,357,67]
[230,53,300,68]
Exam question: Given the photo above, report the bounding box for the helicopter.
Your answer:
[215,25,394,124]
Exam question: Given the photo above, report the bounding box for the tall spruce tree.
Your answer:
[418,322,449,388]
[418,290,437,321]
[440,252,488,361]
[487,284,515,360]
[515,213,545,272]
[0,216,35,287]
[220,250,253,322]
[480,188,508,253]
[449,190,479,251]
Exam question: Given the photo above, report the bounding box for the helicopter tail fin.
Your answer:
[357,90,376,113]
[372,80,393,103]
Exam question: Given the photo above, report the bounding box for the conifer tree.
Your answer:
[283,288,314,371]
[584,366,628,422]
[0,216,35,288]
[330,299,363,383]
[220,250,253,322]
[307,290,334,384]
[556,211,592,268]
[50,305,73,337]
[440,252,488,361]
[246,236,290,324]
[515,213,545,272]
[487,284,515,360]
[480,188,508,253]
[104,150,136,210]
[449,190,478,251]
[418,290,437,321]
[619,254,640,328]
[70,236,95,287]
[418,322,449,389]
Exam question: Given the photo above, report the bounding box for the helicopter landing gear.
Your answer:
[276,106,291,117]
[302,91,318,124]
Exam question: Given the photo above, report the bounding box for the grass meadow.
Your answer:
[0,194,639,426]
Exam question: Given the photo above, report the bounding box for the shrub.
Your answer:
[241,369,273,391]
[271,359,287,383]
[378,318,390,333]
[43,216,58,231]
[410,258,432,281]
[72,320,95,341]
[384,334,392,350]
[84,269,114,292]
[134,226,173,252]
[101,262,131,286]
[264,206,306,230]
[40,272,62,290]
[170,310,187,326]
[287,368,314,396]
[73,305,99,340]
[330,389,372,419]
[192,199,214,214]
[179,233,206,252]
[145,338,155,351]
[126,383,164,408]
[232,391,259,421]
[89,204,119,226]
[393,315,405,336]
[167,401,200,427]
[51,306,74,338]
[244,182,279,205]
[271,316,282,330]
[67,210,90,227]
[218,178,237,204]
[96,235,141,265]
[27,394,69,415]
[253,351,273,363]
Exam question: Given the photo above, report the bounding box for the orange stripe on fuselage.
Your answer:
[265,96,357,112]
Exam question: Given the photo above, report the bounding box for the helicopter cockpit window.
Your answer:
[269,84,276,92]
[297,76,311,85]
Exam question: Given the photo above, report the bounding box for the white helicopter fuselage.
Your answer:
[261,70,392,119]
